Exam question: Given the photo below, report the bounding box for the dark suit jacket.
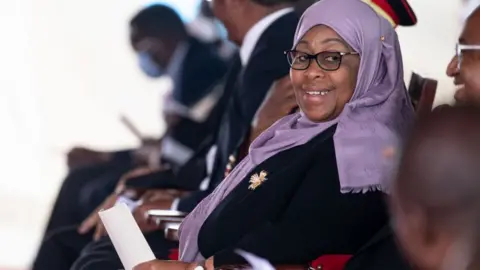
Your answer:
[124,55,243,191]
[163,38,228,162]
[113,38,226,168]
[173,37,227,108]
[344,226,412,270]
[196,125,389,267]
[176,11,300,212]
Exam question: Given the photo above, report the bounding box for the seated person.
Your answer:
[69,4,227,171]
[346,30,480,267]
[42,4,227,233]
[134,0,415,268]
[65,76,296,270]
[446,5,480,107]
[32,1,299,269]
[391,106,480,270]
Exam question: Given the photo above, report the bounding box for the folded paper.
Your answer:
[99,203,155,270]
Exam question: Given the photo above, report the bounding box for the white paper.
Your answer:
[236,250,275,270]
[99,203,155,270]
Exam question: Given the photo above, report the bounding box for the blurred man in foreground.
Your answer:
[391,106,480,270]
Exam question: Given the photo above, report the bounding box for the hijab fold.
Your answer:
[179,0,414,261]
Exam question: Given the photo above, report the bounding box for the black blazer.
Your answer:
[125,56,243,192]
[173,37,227,108]
[177,11,299,212]
[196,126,389,267]
[163,38,228,161]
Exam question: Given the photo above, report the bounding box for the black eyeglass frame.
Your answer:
[284,50,359,71]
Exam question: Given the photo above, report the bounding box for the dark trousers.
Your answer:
[32,226,177,270]
[35,163,134,270]
[44,163,132,234]
[72,230,178,270]
[32,226,93,270]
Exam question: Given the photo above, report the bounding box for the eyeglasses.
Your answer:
[456,43,480,69]
[284,50,359,71]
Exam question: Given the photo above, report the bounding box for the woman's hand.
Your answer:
[133,260,191,270]
[78,194,118,240]
[250,75,297,142]
[133,258,214,270]
[133,199,175,232]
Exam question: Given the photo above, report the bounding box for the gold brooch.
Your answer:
[249,170,268,190]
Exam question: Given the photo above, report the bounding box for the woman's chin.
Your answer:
[303,110,335,122]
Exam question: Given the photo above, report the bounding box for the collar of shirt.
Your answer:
[239,7,294,66]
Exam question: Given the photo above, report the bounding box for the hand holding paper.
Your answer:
[99,203,155,270]
[236,250,275,270]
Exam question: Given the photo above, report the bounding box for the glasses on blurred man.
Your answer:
[456,43,480,69]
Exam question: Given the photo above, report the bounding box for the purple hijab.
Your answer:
[179,0,414,261]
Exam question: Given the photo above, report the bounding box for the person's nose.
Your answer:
[305,60,326,81]
[446,55,460,78]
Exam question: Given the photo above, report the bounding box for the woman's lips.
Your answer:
[303,89,332,104]
[305,90,330,96]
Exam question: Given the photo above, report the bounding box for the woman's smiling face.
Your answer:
[289,25,360,122]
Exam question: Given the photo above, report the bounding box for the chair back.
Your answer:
[408,72,438,118]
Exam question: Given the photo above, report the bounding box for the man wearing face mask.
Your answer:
[49,0,300,269]
[32,5,227,269]
[130,4,227,167]
[67,4,227,171]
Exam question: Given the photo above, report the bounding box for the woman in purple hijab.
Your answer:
[135,0,414,268]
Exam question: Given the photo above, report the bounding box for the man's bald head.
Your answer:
[392,106,480,270]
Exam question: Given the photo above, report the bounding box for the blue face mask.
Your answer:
[138,51,164,78]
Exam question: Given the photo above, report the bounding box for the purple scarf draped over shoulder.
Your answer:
[178,0,415,262]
